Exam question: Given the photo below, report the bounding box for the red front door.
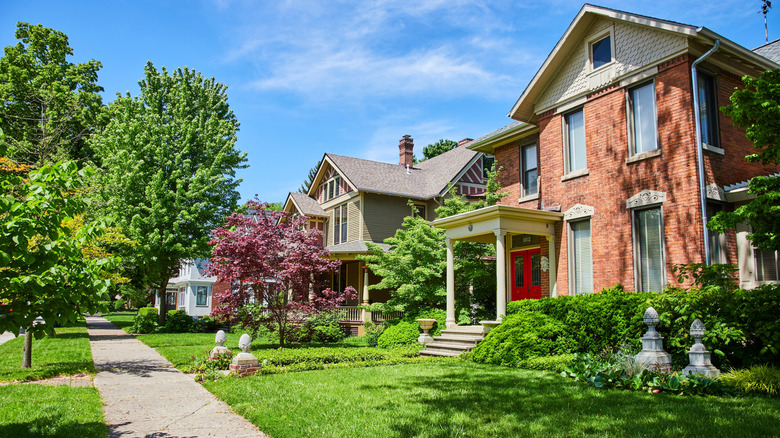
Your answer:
[511,249,542,300]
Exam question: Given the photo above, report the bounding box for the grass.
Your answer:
[0,384,105,438]
[0,323,95,383]
[204,361,780,438]
[101,311,136,330]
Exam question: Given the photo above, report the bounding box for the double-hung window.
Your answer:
[178,287,185,307]
[521,144,538,196]
[707,203,727,264]
[697,72,720,149]
[333,204,348,244]
[627,82,658,155]
[754,247,780,282]
[569,220,593,294]
[196,286,208,306]
[590,35,612,70]
[563,109,586,174]
[633,207,665,292]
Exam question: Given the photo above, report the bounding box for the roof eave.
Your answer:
[468,123,539,153]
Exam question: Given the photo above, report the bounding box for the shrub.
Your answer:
[113,299,126,311]
[719,364,780,396]
[131,307,158,334]
[363,322,384,347]
[298,309,347,343]
[515,354,574,373]
[162,310,199,333]
[199,315,223,333]
[377,320,420,348]
[471,312,575,366]
[408,308,446,336]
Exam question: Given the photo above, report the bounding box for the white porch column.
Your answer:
[547,234,557,298]
[362,266,371,323]
[446,238,456,328]
[495,229,507,321]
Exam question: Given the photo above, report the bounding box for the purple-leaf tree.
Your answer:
[207,200,351,347]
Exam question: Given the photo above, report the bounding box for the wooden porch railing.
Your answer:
[336,306,404,323]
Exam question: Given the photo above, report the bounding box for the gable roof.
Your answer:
[467,121,538,154]
[309,145,482,200]
[509,4,779,124]
[284,192,327,217]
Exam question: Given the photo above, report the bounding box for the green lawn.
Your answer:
[204,361,780,438]
[0,324,95,383]
[102,311,136,330]
[0,384,105,438]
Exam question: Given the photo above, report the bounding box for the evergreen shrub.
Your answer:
[471,312,575,366]
[131,307,158,334]
[162,310,199,333]
[377,320,420,348]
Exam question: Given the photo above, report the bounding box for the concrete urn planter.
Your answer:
[416,318,437,344]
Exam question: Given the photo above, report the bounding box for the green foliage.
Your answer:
[377,320,420,348]
[90,61,247,325]
[418,139,457,162]
[709,69,780,251]
[297,309,347,343]
[482,165,507,207]
[506,285,649,354]
[362,322,384,347]
[0,22,105,166]
[0,325,95,382]
[672,263,738,291]
[719,364,780,396]
[471,312,575,366]
[131,308,159,334]
[0,161,113,340]
[189,349,233,381]
[515,354,574,373]
[162,310,199,333]
[562,351,731,396]
[112,298,126,311]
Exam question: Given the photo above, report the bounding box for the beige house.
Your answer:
[283,136,489,332]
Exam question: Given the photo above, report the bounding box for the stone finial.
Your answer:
[643,307,660,327]
[215,330,226,347]
[683,319,720,377]
[238,334,251,353]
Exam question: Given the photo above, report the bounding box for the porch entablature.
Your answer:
[432,204,563,243]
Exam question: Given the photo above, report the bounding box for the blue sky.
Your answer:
[2,1,777,203]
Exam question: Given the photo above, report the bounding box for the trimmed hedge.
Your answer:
[497,284,780,369]
[377,320,420,348]
[470,312,575,367]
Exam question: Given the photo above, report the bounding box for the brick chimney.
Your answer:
[458,138,473,147]
[399,135,414,167]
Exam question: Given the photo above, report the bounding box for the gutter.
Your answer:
[691,39,720,265]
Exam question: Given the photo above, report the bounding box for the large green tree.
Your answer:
[91,62,247,324]
[709,69,780,251]
[417,139,458,163]
[0,151,112,368]
[0,22,105,166]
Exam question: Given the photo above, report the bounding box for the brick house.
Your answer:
[283,136,489,330]
[433,5,780,329]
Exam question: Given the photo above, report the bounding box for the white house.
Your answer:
[154,259,216,318]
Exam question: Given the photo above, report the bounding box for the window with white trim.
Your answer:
[333,204,347,244]
[563,109,586,174]
[178,287,185,306]
[633,207,665,292]
[521,143,538,196]
[569,219,593,294]
[754,247,779,282]
[196,285,209,306]
[324,176,342,201]
[627,81,658,155]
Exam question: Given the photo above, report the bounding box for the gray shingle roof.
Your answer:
[754,38,780,63]
[469,121,525,146]
[327,145,480,199]
[326,240,391,254]
[289,192,327,217]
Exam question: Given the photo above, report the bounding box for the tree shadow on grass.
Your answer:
[0,360,94,382]
[0,420,105,438]
[366,363,780,437]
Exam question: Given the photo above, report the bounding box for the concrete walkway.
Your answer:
[0,331,16,346]
[86,316,265,438]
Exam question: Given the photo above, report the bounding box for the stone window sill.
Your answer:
[703,144,724,155]
[625,149,662,164]
[518,193,539,204]
[561,169,589,182]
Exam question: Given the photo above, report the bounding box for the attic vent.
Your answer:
[406,164,411,175]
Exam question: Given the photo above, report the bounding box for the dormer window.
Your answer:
[590,35,612,69]
[324,176,341,201]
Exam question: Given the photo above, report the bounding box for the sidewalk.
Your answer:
[0,331,15,346]
[86,316,265,437]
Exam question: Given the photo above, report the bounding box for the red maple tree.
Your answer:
[207,200,351,346]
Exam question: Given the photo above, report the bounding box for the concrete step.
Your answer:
[420,349,463,357]
[431,336,482,346]
[441,325,484,335]
[426,340,478,350]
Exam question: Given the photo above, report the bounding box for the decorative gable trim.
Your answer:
[626,190,666,209]
[564,204,594,221]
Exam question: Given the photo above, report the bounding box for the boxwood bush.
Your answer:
[377,320,420,348]
[471,312,575,367]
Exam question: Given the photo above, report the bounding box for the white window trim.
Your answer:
[586,26,615,72]
[697,70,722,151]
[565,204,594,296]
[562,108,588,177]
[629,203,667,293]
[626,79,659,157]
[195,285,210,307]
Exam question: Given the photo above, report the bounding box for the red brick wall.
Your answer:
[211,281,231,312]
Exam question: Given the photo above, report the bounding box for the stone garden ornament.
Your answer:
[230,333,260,377]
[209,329,230,360]
[682,319,720,377]
[634,307,672,372]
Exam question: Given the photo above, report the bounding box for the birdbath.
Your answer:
[416,318,437,344]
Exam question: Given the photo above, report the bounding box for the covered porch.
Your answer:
[432,205,563,329]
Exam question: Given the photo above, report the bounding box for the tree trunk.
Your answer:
[21,327,32,368]
[158,278,168,326]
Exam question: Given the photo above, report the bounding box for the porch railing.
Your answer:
[336,306,404,323]
[338,306,362,322]
[372,310,404,322]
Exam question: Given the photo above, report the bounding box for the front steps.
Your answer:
[420,325,485,357]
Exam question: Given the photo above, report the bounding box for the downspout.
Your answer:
[691,39,720,265]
